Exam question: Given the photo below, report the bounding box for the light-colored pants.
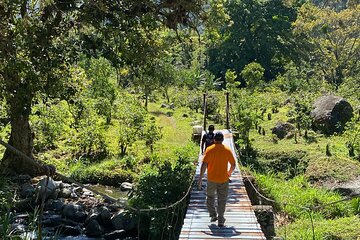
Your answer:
[206,180,229,224]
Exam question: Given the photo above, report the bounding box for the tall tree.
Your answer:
[0,0,78,175]
[206,0,300,83]
[0,0,206,176]
[294,3,360,87]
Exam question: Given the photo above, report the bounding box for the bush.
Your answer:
[70,158,135,186]
[130,144,197,239]
[31,100,73,151]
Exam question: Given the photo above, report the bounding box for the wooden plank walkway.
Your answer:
[179,130,265,240]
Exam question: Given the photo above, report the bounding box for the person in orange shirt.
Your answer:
[197,132,236,227]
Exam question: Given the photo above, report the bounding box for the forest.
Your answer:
[0,0,359,239]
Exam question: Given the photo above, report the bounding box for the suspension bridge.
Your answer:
[179,129,266,239]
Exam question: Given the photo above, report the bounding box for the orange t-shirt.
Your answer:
[203,143,236,183]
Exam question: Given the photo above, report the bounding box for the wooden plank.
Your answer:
[179,130,265,239]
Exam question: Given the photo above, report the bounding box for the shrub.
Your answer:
[70,158,135,186]
[31,100,73,151]
[130,144,197,239]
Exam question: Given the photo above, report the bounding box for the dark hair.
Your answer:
[214,132,224,141]
[208,125,215,131]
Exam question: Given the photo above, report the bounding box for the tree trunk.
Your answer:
[145,94,148,110]
[0,92,44,176]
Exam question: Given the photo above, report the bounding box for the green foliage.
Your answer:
[225,69,240,92]
[344,115,360,159]
[115,95,148,155]
[255,174,350,219]
[141,119,163,153]
[70,158,135,186]
[251,150,309,179]
[294,4,360,87]
[241,62,265,90]
[31,99,73,151]
[277,216,360,240]
[130,144,197,239]
[287,94,314,134]
[206,0,299,81]
[232,90,263,150]
[305,156,360,183]
[71,101,107,159]
[85,57,117,123]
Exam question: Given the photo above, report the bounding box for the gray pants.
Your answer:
[206,180,229,224]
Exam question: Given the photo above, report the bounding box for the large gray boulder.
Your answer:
[271,122,295,139]
[310,95,353,134]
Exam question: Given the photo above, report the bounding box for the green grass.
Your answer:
[147,102,202,160]
[277,216,360,240]
[254,173,351,219]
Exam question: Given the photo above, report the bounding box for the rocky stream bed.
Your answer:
[6,175,136,240]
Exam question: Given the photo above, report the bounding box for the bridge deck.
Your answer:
[179,130,265,240]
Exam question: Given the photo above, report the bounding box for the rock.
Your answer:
[253,205,275,239]
[100,207,112,227]
[36,177,57,200]
[104,229,127,240]
[59,182,71,189]
[42,214,62,227]
[70,192,78,199]
[85,219,103,237]
[62,204,87,222]
[160,103,168,108]
[87,206,112,227]
[59,188,72,198]
[73,186,83,195]
[120,182,133,191]
[111,211,136,231]
[46,199,64,212]
[20,183,35,198]
[192,125,203,135]
[182,113,189,118]
[310,95,353,134]
[10,223,27,234]
[271,122,295,139]
[111,210,125,230]
[55,225,82,236]
[169,103,175,109]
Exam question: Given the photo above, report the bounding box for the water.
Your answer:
[87,184,129,200]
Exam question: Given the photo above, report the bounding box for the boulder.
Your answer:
[310,95,353,134]
[271,122,295,139]
[120,182,133,191]
[111,210,136,231]
[20,183,35,198]
[85,219,103,237]
[36,177,57,200]
[45,199,64,212]
[104,230,127,240]
[58,188,72,198]
[62,204,87,222]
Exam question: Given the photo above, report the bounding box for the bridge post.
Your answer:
[226,91,230,130]
[203,93,207,131]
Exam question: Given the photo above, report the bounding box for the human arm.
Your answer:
[228,154,236,178]
[197,162,208,190]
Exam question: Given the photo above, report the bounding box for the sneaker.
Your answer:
[210,216,218,222]
[218,223,224,228]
